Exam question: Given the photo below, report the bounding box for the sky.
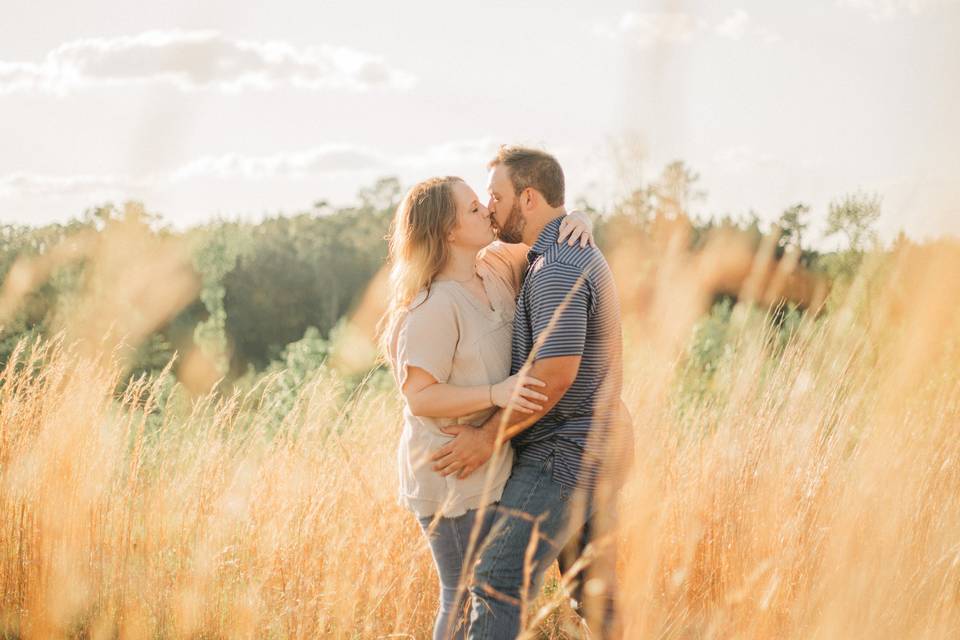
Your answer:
[0,0,957,248]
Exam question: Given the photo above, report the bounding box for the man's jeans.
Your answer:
[467,452,619,639]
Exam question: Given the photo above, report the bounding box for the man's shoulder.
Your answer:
[535,242,610,280]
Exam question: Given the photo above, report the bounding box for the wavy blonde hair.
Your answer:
[378,176,463,365]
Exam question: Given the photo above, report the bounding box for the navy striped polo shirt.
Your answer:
[510,216,624,489]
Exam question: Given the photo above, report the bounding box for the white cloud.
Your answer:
[837,0,956,20]
[595,12,706,47]
[712,145,778,174]
[598,10,782,47]
[714,10,783,43]
[715,10,751,40]
[170,145,389,180]
[173,140,499,181]
[0,140,496,200]
[0,30,416,95]
[757,27,784,45]
[399,139,499,169]
[0,172,152,199]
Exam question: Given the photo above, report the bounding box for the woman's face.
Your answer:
[448,181,495,250]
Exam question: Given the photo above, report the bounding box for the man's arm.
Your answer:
[431,259,593,479]
[430,355,580,478]
[485,356,580,442]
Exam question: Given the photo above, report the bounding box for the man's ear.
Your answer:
[521,188,538,212]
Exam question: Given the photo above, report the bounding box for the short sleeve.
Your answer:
[395,290,460,387]
[477,241,529,295]
[527,263,591,360]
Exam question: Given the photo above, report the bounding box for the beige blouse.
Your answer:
[390,241,528,518]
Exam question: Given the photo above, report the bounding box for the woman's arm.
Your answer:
[558,209,596,247]
[479,209,596,294]
[401,365,547,419]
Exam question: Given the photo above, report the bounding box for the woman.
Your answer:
[380,176,594,640]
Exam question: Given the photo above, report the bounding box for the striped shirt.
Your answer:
[510,216,624,489]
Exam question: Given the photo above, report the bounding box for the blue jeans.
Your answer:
[467,453,620,639]
[418,506,497,640]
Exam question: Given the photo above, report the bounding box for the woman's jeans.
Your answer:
[418,506,496,640]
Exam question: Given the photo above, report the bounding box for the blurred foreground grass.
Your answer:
[0,220,959,639]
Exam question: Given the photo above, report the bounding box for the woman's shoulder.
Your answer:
[479,240,528,264]
[405,284,459,321]
[478,240,528,294]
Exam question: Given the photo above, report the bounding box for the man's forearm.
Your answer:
[480,406,539,444]
[479,356,580,443]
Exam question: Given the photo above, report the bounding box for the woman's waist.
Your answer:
[402,407,497,432]
[399,443,513,480]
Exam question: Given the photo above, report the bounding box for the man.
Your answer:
[430,146,630,638]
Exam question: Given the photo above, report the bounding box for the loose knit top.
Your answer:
[390,241,527,518]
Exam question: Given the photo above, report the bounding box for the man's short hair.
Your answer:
[488,145,565,207]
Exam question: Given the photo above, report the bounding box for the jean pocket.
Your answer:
[540,451,556,475]
[541,453,573,501]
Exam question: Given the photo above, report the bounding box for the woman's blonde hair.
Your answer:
[378,176,463,364]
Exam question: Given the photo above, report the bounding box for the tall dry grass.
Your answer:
[611,232,960,639]
[0,219,959,638]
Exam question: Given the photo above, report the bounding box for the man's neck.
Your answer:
[521,206,567,246]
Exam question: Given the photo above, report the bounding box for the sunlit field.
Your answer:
[1,211,958,639]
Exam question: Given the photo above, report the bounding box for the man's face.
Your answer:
[486,164,525,244]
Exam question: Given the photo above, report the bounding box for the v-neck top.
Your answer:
[390,241,528,518]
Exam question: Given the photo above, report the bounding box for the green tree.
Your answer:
[777,203,810,250]
[221,179,396,374]
[611,160,706,226]
[596,160,708,249]
[825,191,882,252]
[651,161,706,219]
[356,176,402,212]
[191,222,253,376]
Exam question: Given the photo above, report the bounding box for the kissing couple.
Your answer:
[381,146,633,639]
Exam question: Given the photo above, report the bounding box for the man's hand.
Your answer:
[430,424,497,479]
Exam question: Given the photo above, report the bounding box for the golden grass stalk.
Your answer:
[0,228,957,638]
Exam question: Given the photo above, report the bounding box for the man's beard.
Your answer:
[496,200,525,244]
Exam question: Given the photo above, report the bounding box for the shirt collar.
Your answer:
[527,216,565,263]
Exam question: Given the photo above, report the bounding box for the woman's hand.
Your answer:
[491,374,548,414]
[558,209,596,248]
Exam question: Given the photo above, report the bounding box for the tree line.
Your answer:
[0,164,886,389]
